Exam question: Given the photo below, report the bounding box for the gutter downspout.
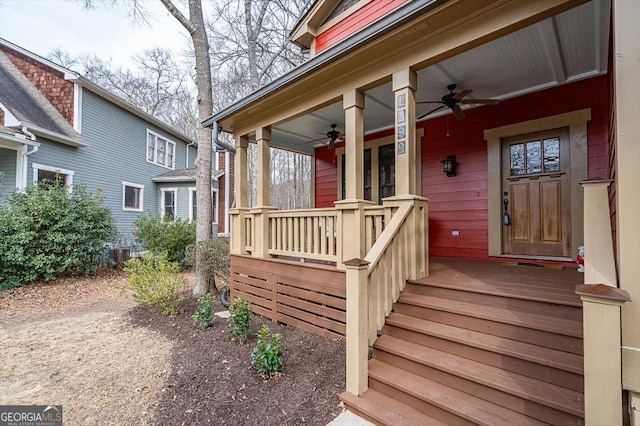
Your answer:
[186,141,195,168]
[20,126,39,189]
[212,121,235,235]
[225,150,230,235]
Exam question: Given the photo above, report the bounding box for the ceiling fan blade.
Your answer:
[305,137,329,144]
[452,88,473,100]
[452,105,466,120]
[461,98,501,105]
[416,101,444,105]
[417,105,445,120]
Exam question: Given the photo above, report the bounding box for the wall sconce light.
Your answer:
[441,155,457,177]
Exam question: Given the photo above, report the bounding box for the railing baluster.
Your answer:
[293,216,299,253]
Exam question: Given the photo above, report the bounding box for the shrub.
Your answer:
[122,253,184,316]
[251,324,284,378]
[228,297,253,344]
[0,184,116,290]
[192,293,216,328]
[134,215,195,265]
[185,237,230,290]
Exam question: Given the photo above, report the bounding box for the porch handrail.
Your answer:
[363,205,388,253]
[363,202,413,345]
[268,208,338,262]
[345,196,428,395]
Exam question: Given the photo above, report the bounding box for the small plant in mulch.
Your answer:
[192,293,216,328]
[121,253,184,316]
[251,324,284,379]
[228,297,253,344]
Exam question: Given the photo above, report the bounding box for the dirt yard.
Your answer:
[0,271,346,425]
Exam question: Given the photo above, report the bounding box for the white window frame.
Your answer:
[146,129,176,170]
[160,188,178,220]
[32,163,74,187]
[122,181,144,212]
[189,187,218,224]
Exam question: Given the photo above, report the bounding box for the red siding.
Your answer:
[0,45,75,126]
[315,145,339,207]
[315,0,407,53]
[421,75,609,259]
[314,75,609,259]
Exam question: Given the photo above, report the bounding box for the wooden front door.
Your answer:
[502,128,571,257]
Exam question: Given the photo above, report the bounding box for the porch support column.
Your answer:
[343,89,364,200]
[392,68,418,196]
[576,285,630,426]
[230,135,249,255]
[614,0,640,413]
[252,127,275,258]
[336,90,373,269]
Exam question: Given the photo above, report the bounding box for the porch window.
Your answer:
[146,130,176,169]
[122,182,144,211]
[378,144,395,200]
[341,148,372,201]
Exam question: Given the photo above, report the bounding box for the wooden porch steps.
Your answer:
[340,271,584,425]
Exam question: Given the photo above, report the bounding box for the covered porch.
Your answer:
[208,0,639,423]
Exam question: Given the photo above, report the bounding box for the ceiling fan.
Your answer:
[305,123,343,149]
[417,84,501,120]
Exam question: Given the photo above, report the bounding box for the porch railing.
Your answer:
[268,208,338,261]
[345,195,429,395]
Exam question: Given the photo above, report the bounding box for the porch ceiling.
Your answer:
[263,0,609,154]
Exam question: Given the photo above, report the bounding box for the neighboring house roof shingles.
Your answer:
[0,50,86,147]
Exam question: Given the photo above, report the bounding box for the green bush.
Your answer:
[134,215,195,265]
[0,184,116,290]
[185,237,230,290]
[251,324,284,378]
[192,293,216,328]
[122,253,184,316]
[228,297,253,344]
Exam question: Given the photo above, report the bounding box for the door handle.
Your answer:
[503,198,511,225]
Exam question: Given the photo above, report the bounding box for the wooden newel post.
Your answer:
[250,206,276,258]
[345,258,370,396]
[576,284,631,426]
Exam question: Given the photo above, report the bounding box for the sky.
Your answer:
[0,0,191,69]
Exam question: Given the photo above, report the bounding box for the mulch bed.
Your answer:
[128,296,346,425]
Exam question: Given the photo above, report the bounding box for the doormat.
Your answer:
[501,262,564,270]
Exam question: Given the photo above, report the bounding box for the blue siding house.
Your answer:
[0,38,223,244]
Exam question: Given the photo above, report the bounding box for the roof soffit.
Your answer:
[222,0,591,137]
[291,0,343,48]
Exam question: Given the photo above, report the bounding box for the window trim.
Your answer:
[122,181,144,212]
[146,129,176,170]
[32,163,74,187]
[160,188,178,220]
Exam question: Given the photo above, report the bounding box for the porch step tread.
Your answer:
[368,359,549,426]
[374,335,584,418]
[385,312,583,375]
[339,389,448,426]
[397,293,583,338]
[406,277,582,307]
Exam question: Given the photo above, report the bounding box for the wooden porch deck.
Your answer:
[417,257,583,306]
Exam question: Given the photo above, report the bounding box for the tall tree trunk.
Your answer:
[161,0,213,297]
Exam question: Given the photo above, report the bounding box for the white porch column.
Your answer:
[614,0,640,416]
[392,68,418,196]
